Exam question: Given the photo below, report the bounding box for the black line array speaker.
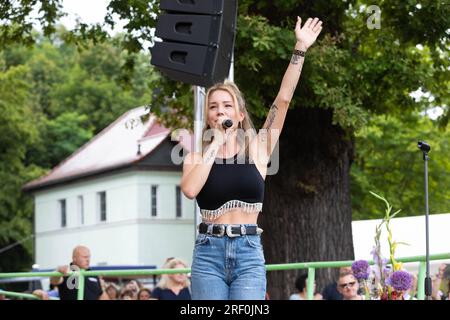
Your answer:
[150,0,238,88]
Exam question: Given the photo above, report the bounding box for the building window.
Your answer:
[176,186,182,218]
[59,199,66,228]
[151,185,158,217]
[98,191,107,222]
[77,196,84,225]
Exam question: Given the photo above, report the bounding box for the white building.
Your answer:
[24,106,196,270]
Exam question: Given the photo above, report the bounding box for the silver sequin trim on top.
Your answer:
[201,200,263,221]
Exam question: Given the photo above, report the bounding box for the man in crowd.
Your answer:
[49,245,109,300]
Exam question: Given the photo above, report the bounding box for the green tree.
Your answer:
[45,112,93,167]
[0,63,46,272]
[351,112,450,220]
[0,33,156,271]
[27,112,94,169]
[3,32,155,132]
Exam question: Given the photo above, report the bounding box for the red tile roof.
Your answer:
[24,106,193,192]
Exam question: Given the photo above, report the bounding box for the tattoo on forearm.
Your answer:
[290,54,301,65]
[291,55,305,75]
[291,49,305,65]
[203,145,218,164]
[264,104,278,129]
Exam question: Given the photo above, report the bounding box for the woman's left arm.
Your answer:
[256,16,323,159]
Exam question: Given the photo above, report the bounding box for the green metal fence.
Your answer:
[1,252,448,300]
[0,289,59,300]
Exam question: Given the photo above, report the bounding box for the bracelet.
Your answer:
[293,49,306,57]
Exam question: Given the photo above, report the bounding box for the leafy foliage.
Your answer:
[351,113,450,220]
[0,32,156,271]
[0,63,45,271]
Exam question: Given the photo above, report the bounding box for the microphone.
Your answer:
[222,119,233,129]
[418,141,430,153]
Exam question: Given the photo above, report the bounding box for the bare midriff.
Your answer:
[203,208,259,225]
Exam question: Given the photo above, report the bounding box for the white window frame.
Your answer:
[97,191,107,222]
[175,185,182,218]
[151,185,158,217]
[59,199,67,228]
[77,195,84,226]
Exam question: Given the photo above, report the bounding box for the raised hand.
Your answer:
[295,16,323,50]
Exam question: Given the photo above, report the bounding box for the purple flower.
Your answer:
[352,260,370,280]
[371,246,380,265]
[386,270,412,291]
[382,264,392,277]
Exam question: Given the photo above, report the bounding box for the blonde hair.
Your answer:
[338,270,355,279]
[156,258,190,290]
[202,81,256,157]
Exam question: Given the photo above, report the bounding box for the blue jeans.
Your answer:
[191,225,266,300]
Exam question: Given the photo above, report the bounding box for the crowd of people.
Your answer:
[2,245,448,300]
[29,246,191,301]
[293,264,450,301]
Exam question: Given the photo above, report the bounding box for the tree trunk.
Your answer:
[259,107,355,300]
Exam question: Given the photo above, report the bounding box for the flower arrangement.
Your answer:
[351,192,413,300]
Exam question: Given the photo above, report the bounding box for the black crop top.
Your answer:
[196,153,265,220]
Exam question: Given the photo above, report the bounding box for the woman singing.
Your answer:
[181,16,323,300]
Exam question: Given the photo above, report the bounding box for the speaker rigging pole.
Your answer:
[151,0,238,240]
[193,86,204,238]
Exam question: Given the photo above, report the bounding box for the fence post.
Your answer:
[307,267,315,300]
[416,261,426,300]
[76,269,85,300]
